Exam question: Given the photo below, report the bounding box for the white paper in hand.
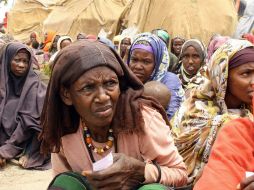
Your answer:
[92,152,113,172]
[246,171,254,178]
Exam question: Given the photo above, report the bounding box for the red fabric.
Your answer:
[194,118,254,190]
[242,34,254,44]
[3,17,7,28]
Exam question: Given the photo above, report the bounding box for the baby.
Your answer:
[143,81,171,110]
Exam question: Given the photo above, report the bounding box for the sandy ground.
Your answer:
[0,163,52,190]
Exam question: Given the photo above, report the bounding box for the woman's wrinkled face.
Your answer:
[227,62,254,107]
[182,46,202,76]
[173,39,184,56]
[129,49,155,83]
[10,50,30,77]
[63,66,120,129]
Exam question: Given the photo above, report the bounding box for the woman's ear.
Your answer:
[60,86,73,106]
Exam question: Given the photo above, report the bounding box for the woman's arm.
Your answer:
[51,149,72,177]
[140,106,187,187]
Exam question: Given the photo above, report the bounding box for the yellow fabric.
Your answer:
[8,0,237,45]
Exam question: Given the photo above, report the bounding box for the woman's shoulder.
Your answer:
[161,72,181,87]
[141,105,169,131]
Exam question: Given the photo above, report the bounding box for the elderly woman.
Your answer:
[40,40,187,189]
[177,39,206,90]
[127,33,184,119]
[0,42,49,169]
[170,39,254,184]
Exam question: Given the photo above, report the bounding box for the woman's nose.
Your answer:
[250,74,254,86]
[17,61,26,68]
[95,87,110,103]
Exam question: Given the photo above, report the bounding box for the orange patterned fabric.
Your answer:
[194,118,254,190]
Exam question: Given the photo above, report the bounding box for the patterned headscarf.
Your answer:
[170,39,254,180]
[127,33,169,82]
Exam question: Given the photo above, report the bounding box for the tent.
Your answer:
[7,0,238,45]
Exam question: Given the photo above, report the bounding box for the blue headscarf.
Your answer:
[127,33,169,82]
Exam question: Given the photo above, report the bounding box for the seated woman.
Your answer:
[127,33,184,119]
[170,39,254,184]
[177,39,206,90]
[40,40,187,189]
[0,42,49,169]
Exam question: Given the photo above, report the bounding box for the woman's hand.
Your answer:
[0,157,6,168]
[83,153,145,190]
[237,175,254,190]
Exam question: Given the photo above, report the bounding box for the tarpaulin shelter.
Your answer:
[7,0,238,45]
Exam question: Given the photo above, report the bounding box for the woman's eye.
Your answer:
[105,80,117,87]
[143,60,152,65]
[82,85,94,91]
[130,58,138,62]
[193,55,200,59]
[241,71,249,77]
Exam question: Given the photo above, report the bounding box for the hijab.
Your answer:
[170,39,254,179]
[127,33,170,82]
[0,42,47,168]
[178,39,206,88]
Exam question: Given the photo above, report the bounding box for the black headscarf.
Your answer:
[0,42,48,169]
[40,40,169,153]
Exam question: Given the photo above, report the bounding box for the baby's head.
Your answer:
[143,81,171,110]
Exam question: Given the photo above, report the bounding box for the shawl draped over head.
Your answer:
[178,39,206,89]
[128,33,170,82]
[170,39,254,181]
[151,29,170,46]
[207,35,230,62]
[170,36,185,56]
[40,40,169,153]
[127,33,184,119]
[0,42,48,169]
[56,36,73,51]
[43,31,56,52]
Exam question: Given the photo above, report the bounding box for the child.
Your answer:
[144,81,171,110]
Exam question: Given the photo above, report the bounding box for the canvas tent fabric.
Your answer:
[7,0,237,45]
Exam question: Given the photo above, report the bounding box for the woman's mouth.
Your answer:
[133,71,144,78]
[94,105,113,118]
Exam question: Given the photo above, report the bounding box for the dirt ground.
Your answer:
[0,163,52,190]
